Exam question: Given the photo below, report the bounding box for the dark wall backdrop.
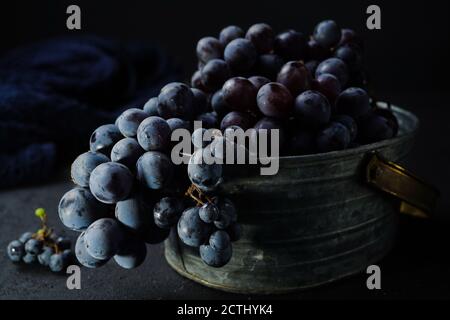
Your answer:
[0,0,449,98]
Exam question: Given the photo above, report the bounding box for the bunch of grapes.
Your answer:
[192,21,398,154]
[7,208,73,272]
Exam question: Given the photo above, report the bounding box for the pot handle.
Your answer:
[365,152,440,218]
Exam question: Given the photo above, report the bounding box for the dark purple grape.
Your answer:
[75,232,107,268]
[178,207,212,248]
[199,243,232,267]
[209,230,231,251]
[245,23,274,53]
[307,39,331,61]
[338,28,364,50]
[277,61,309,96]
[7,240,24,262]
[333,115,358,141]
[316,122,350,152]
[90,124,123,156]
[200,59,231,91]
[335,87,370,118]
[257,82,293,119]
[255,54,285,80]
[305,60,319,79]
[157,82,195,119]
[113,235,147,269]
[191,70,208,91]
[312,73,341,105]
[167,118,191,132]
[253,117,286,151]
[111,138,144,169]
[224,38,257,72]
[84,218,124,260]
[116,108,148,138]
[222,77,257,112]
[248,76,271,91]
[191,88,209,115]
[89,162,134,204]
[199,201,220,223]
[71,151,109,187]
[313,20,341,49]
[188,148,223,192]
[115,192,151,234]
[335,44,362,72]
[136,116,171,151]
[373,108,398,136]
[214,198,237,229]
[358,111,396,143]
[315,58,349,87]
[288,128,316,155]
[219,25,245,46]
[220,111,254,131]
[136,151,174,190]
[274,30,307,60]
[143,97,160,116]
[196,112,219,129]
[196,37,223,63]
[211,90,231,117]
[294,90,331,128]
[153,197,185,229]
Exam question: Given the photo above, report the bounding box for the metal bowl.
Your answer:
[165,104,419,294]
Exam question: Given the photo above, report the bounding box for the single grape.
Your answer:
[211,90,231,117]
[196,112,219,129]
[113,236,147,269]
[316,122,351,152]
[84,218,124,260]
[226,222,242,242]
[89,162,133,204]
[248,76,271,91]
[256,54,285,80]
[335,44,362,72]
[287,128,316,155]
[115,193,151,234]
[37,246,54,266]
[200,59,231,91]
[110,138,144,169]
[136,151,174,190]
[90,124,123,156]
[71,151,109,188]
[167,118,191,133]
[177,207,212,247]
[294,90,331,128]
[199,201,220,223]
[224,38,257,72]
[199,244,232,268]
[373,108,399,136]
[307,39,331,61]
[116,108,148,138]
[196,37,223,63]
[56,237,71,251]
[157,82,195,119]
[22,253,37,264]
[358,112,396,143]
[58,187,110,231]
[24,238,43,255]
[245,23,274,53]
[315,58,349,87]
[136,116,171,151]
[277,61,309,96]
[222,77,257,112]
[209,230,231,251]
[153,197,185,229]
[335,87,370,118]
[333,115,358,141]
[75,232,108,268]
[19,232,33,244]
[191,88,209,115]
[143,97,160,116]
[274,30,307,60]
[188,148,222,192]
[257,82,293,119]
[7,240,25,262]
[338,28,364,50]
[49,253,68,272]
[313,20,341,49]
[220,111,254,131]
[312,73,342,105]
[219,25,245,46]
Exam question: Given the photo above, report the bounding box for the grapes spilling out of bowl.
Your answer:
[7,208,73,272]
[57,20,398,270]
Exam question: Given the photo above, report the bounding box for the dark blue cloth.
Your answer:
[0,36,182,188]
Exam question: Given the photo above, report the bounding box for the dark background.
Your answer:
[0,0,449,300]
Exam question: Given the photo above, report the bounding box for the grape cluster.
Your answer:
[193,21,398,154]
[7,208,73,273]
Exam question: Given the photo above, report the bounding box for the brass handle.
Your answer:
[366,152,440,218]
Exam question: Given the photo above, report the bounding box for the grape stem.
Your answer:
[185,184,214,206]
